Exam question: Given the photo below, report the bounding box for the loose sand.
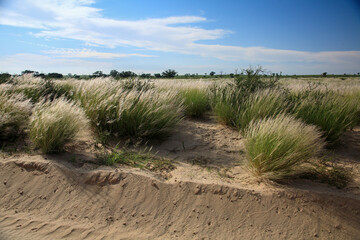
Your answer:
[1,117,359,239]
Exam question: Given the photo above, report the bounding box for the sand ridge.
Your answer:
[0,155,360,240]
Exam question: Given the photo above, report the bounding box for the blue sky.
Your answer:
[0,0,360,75]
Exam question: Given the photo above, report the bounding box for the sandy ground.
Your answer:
[0,117,360,239]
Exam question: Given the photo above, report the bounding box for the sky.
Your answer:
[0,0,360,75]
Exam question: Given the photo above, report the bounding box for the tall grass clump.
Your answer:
[343,90,360,128]
[112,90,184,138]
[211,66,281,129]
[292,90,359,145]
[5,74,76,103]
[244,115,324,180]
[76,80,184,139]
[120,78,154,92]
[181,88,209,118]
[235,90,289,131]
[0,92,32,141]
[29,98,88,153]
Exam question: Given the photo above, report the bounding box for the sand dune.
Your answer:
[1,154,359,240]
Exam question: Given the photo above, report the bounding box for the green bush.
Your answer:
[0,92,32,141]
[231,66,279,94]
[292,90,359,144]
[29,98,88,153]
[181,88,209,118]
[244,115,324,180]
[0,73,11,84]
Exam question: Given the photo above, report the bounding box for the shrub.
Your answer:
[0,73,11,84]
[244,115,324,180]
[0,92,32,141]
[292,90,359,145]
[232,66,279,94]
[29,98,88,153]
[181,88,209,118]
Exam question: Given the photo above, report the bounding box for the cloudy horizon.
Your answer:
[0,0,359,75]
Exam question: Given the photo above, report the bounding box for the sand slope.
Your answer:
[1,156,359,240]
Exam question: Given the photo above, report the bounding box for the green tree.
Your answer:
[47,73,63,79]
[161,69,177,78]
[0,73,11,84]
[110,70,119,78]
[119,71,136,78]
[93,71,104,77]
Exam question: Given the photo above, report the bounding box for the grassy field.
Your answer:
[1,71,359,184]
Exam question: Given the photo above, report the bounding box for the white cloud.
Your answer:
[44,48,156,58]
[0,0,359,72]
[0,53,113,74]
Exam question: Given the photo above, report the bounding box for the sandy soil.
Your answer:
[1,117,359,240]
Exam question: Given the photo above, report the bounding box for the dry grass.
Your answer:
[0,92,32,141]
[29,98,88,153]
[244,114,324,180]
[75,78,184,139]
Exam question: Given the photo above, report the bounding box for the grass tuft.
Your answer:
[299,157,351,189]
[0,92,32,141]
[98,148,175,172]
[236,90,289,131]
[29,98,88,153]
[244,114,324,180]
[181,88,209,118]
[210,66,282,129]
[76,79,184,139]
[292,90,359,145]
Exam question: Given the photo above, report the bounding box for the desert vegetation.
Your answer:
[75,79,183,139]
[180,88,209,118]
[0,91,32,141]
[0,68,359,184]
[29,98,88,153]
[244,115,324,179]
[290,88,359,145]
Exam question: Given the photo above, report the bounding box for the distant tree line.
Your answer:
[0,69,358,82]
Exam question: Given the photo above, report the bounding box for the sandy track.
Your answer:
[1,156,359,240]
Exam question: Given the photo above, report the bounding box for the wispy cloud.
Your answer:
[0,0,359,72]
[45,48,156,59]
[0,53,113,74]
